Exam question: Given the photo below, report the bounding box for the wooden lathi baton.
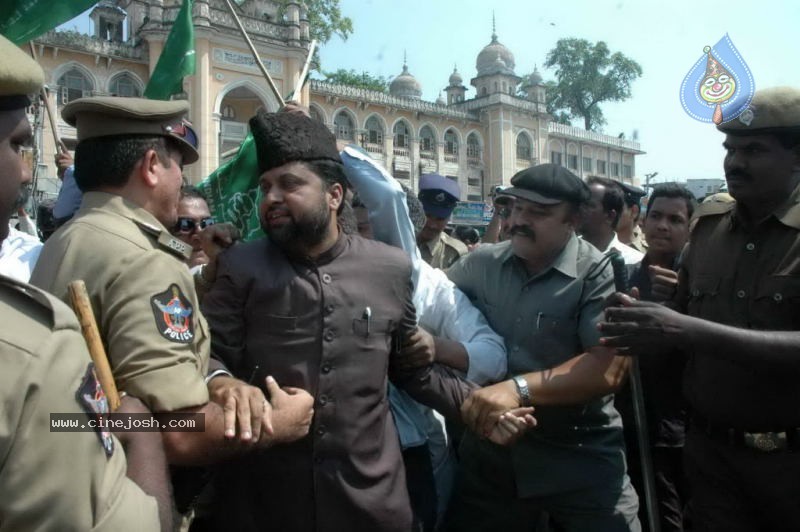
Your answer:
[68,280,121,412]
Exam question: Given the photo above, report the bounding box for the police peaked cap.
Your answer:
[718,86,800,134]
[0,34,44,110]
[418,173,461,218]
[249,109,343,174]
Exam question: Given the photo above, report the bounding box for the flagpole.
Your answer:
[289,39,316,104]
[223,0,285,107]
[28,42,65,154]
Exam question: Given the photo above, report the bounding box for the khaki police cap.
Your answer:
[62,96,199,164]
[0,34,44,110]
[718,87,800,134]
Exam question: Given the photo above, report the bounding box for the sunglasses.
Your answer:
[163,119,199,149]
[174,216,215,233]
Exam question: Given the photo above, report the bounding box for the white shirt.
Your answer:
[0,228,43,282]
[342,146,507,517]
[601,233,644,265]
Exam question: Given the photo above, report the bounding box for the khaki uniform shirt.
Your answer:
[420,231,468,270]
[30,192,210,412]
[201,232,471,532]
[629,225,648,253]
[0,274,158,531]
[447,235,625,497]
[675,185,800,429]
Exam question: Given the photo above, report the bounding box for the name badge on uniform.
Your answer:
[150,284,195,344]
[76,363,114,457]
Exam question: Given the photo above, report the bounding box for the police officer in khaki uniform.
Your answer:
[617,181,648,253]
[0,34,163,531]
[601,87,800,531]
[417,173,468,269]
[30,97,314,466]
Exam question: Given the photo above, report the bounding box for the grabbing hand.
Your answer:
[485,407,537,446]
[461,379,521,437]
[599,293,692,355]
[398,327,437,370]
[264,376,314,446]
[208,376,271,443]
[648,265,679,302]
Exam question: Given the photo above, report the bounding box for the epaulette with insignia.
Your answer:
[692,199,736,220]
[133,219,191,259]
[157,232,192,259]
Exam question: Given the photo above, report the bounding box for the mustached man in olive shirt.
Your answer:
[446,164,640,532]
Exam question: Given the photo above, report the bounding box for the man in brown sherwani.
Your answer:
[200,110,532,531]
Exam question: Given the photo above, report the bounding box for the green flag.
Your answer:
[0,0,98,45]
[197,133,265,241]
[144,0,196,100]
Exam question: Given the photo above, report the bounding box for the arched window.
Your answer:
[516,132,533,160]
[333,111,354,140]
[466,133,481,160]
[221,105,236,119]
[419,126,436,153]
[309,106,323,123]
[365,116,383,144]
[481,87,487,96]
[393,120,410,148]
[109,73,141,97]
[57,68,93,105]
[444,129,458,155]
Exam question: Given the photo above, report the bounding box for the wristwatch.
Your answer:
[512,375,532,406]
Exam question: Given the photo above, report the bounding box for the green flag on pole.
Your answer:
[197,133,265,241]
[0,0,98,44]
[144,0,196,100]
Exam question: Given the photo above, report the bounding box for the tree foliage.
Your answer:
[323,69,389,92]
[275,0,353,45]
[541,38,642,131]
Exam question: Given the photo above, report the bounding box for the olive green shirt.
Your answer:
[447,234,626,496]
[0,274,158,531]
[676,183,800,429]
[30,192,210,412]
[420,231,468,270]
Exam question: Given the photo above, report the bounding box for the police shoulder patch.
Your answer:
[76,363,114,456]
[150,284,195,344]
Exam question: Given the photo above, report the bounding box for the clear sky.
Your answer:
[61,0,800,184]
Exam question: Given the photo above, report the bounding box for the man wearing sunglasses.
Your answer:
[31,97,314,472]
[173,186,215,269]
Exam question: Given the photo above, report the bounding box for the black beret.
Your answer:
[505,164,590,205]
[249,109,342,173]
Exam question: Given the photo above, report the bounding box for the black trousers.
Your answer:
[403,444,438,532]
[684,428,800,531]
[626,444,689,532]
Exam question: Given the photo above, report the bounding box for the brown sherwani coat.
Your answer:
[201,232,471,531]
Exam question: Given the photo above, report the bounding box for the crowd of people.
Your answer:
[2,30,799,532]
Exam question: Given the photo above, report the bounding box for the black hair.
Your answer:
[351,184,426,234]
[302,159,349,215]
[585,176,624,229]
[454,226,480,245]
[74,135,173,192]
[646,183,696,220]
[180,185,207,202]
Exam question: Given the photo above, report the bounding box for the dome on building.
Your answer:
[389,62,422,99]
[448,67,463,87]
[436,92,446,105]
[529,66,543,86]
[475,32,516,77]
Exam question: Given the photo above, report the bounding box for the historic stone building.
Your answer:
[26,0,644,203]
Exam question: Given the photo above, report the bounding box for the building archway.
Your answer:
[215,80,276,160]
